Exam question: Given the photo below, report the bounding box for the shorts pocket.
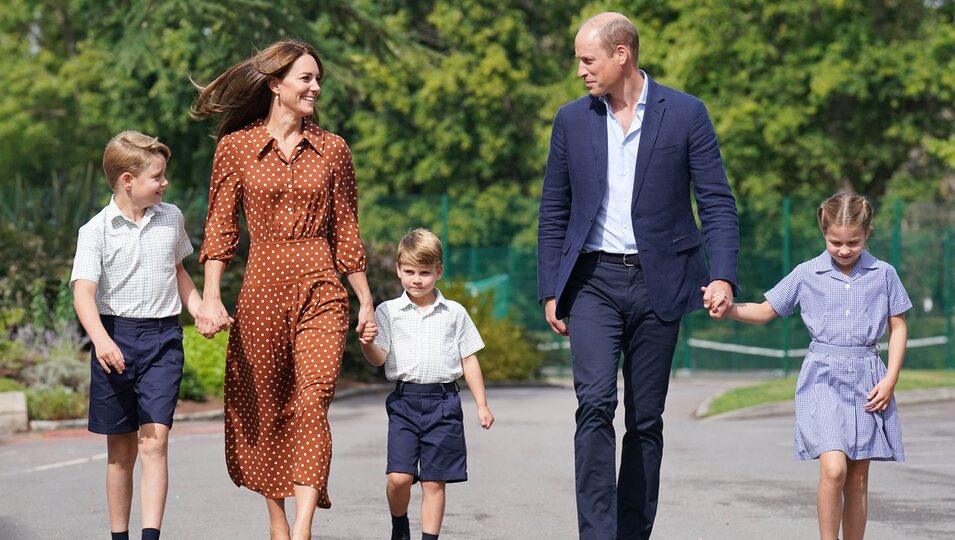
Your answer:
[441,394,463,421]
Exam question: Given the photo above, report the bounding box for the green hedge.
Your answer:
[181,326,229,400]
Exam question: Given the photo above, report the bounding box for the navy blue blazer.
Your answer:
[537,77,739,322]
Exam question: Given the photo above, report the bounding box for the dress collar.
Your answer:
[247,117,327,159]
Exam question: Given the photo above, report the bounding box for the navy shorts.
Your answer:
[386,381,468,483]
[88,315,184,435]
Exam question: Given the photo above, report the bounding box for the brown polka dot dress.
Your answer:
[199,118,366,508]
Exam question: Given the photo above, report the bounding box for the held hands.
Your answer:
[195,297,233,339]
[93,337,125,374]
[356,303,378,345]
[865,376,898,412]
[476,405,495,430]
[701,281,734,319]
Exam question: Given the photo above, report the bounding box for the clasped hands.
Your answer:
[701,280,734,319]
[194,298,233,339]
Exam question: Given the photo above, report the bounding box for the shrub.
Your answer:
[182,326,228,398]
[0,377,25,392]
[440,282,544,381]
[178,361,207,402]
[18,321,90,394]
[26,386,88,420]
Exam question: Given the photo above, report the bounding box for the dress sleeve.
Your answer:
[764,266,803,318]
[327,138,367,274]
[885,265,912,317]
[198,136,242,265]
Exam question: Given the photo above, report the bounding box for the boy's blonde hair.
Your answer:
[817,192,874,233]
[396,228,443,269]
[103,131,171,189]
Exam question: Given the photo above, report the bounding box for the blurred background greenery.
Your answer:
[1,0,953,419]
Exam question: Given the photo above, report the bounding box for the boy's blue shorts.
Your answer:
[88,315,184,435]
[386,381,468,484]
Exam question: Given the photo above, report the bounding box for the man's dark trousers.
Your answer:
[566,254,681,540]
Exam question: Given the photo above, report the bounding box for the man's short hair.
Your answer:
[583,13,640,67]
[103,131,171,189]
[396,228,443,269]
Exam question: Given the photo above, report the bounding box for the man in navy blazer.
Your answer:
[538,12,739,539]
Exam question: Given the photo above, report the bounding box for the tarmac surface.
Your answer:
[1,375,953,539]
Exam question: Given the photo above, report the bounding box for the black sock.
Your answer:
[391,514,410,540]
[141,528,160,540]
[111,532,129,540]
[422,533,439,540]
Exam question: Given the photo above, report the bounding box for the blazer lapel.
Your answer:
[589,97,608,203]
[632,78,665,210]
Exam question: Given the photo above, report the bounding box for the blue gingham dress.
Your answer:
[765,250,911,461]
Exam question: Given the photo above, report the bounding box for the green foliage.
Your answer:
[17,321,90,394]
[26,386,88,421]
[178,361,208,402]
[182,326,229,399]
[0,0,403,193]
[440,282,544,381]
[0,377,25,392]
[642,0,955,202]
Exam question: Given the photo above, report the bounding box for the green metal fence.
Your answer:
[362,195,955,372]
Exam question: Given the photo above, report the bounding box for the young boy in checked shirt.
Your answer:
[360,228,494,540]
[71,131,206,540]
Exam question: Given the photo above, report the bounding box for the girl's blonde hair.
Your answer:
[396,228,443,269]
[817,192,874,233]
[190,40,324,139]
[102,131,171,189]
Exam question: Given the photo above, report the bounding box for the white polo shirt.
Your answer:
[373,288,485,384]
[70,197,193,318]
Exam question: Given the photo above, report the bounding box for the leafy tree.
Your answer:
[628,0,955,202]
[0,0,399,191]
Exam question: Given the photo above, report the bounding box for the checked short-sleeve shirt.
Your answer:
[764,250,912,346]
[373,289,485,383]
[70,198,193,318]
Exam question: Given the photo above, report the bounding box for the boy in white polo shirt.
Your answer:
[361,228,494,540]
[71,131,205,540]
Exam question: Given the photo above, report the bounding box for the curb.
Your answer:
[697,387,955,421]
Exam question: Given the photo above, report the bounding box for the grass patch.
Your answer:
[704,369,955,417]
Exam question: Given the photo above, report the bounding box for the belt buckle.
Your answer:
[623,253,638,267]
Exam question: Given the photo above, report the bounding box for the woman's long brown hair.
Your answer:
[190,40,324,139]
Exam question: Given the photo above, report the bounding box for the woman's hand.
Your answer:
[356,303,377,344]
[195,297,233,339]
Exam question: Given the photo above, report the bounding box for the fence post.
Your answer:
[946,227,954,370]
[441,194,450,272]
[782,197,792,375]
[890,198,902,269]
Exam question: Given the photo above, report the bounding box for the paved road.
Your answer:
[1,377,953,539]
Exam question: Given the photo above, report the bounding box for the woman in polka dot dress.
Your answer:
[191,40,377,540]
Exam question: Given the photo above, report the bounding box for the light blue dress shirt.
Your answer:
[582,70,649,254]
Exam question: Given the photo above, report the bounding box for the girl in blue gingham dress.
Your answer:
[710,192,910,540]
